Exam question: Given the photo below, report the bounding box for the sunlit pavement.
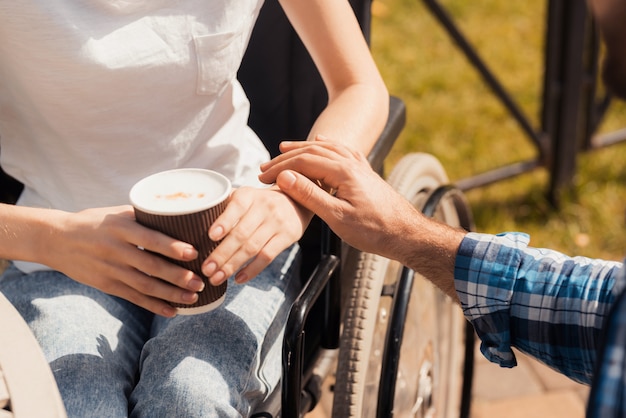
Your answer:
[308,340,589,418]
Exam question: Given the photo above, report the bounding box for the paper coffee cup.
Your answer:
[129,168,231,315]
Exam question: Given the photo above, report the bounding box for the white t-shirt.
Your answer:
[0,0,270,271]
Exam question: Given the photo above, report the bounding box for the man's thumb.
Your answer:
[276,170,331,215]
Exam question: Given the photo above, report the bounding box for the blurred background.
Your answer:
[371,0,626,261]
[369,0,626,416]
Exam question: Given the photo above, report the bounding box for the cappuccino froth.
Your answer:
[130,169,231,215]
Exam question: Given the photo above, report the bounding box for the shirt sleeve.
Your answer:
[454,232,622,384]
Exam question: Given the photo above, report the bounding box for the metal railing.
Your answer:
[422,0,626,204]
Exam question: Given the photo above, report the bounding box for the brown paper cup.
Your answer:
[129,169,231,315]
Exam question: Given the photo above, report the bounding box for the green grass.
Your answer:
[371,0,626,261]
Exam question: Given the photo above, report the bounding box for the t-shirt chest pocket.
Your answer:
[193,31,244,96]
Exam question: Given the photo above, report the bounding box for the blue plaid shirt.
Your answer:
[454,232,626,417]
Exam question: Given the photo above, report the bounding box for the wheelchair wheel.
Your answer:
[332,153,473,418]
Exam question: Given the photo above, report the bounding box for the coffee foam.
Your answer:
[130,169,231,215]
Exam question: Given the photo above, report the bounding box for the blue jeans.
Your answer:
[0,245,301,417]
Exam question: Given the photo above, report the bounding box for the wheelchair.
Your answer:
[0,1,475,417]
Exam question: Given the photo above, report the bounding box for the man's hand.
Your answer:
[259,140,467,302]
[258,140,421,261]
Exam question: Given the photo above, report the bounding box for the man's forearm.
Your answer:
[395,212,466,303]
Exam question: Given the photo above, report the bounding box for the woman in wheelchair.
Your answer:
[0,1,387,417]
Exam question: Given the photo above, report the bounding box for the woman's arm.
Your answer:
[201,0,389,284]
[279,0,389,152]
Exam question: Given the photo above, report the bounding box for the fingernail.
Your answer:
[182,291,198,303]
[203,261,217,277]
[279,171,297,188]
[235,272,247,284]
[183,247,198,260]
[210,271,225,286]
[209,225,224,241]
[162,306,177,317]
[315,134,329,141]
[188,278,205,292]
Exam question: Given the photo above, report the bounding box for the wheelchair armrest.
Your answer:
[367,96,406,173]
[0,164,24,205]
[281,254,340,417]
[277,96,405,416]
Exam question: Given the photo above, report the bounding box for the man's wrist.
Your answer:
[400,216,466,302]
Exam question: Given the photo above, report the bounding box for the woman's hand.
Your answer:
[41,205,206,317]
[201,186,312,286]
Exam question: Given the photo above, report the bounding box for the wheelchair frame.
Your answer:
[239,2,474,416]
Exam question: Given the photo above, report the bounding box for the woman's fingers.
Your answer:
[234,234,289,284]
[259,140,368,188]
[259,152,341,187]
[202,187,309,286]
[50,206,209,317]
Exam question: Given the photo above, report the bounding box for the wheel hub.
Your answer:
[412,354,436,418]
